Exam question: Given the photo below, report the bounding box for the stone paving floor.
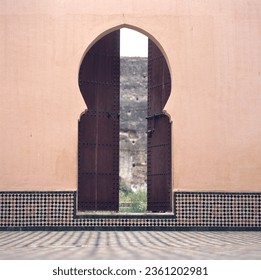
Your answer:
[0,231,261,259]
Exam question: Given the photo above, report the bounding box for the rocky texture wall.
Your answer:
[120,57,148,190]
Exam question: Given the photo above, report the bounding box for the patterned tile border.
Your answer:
[0,191,260,230]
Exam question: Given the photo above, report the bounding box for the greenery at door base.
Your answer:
[119,183,147,213]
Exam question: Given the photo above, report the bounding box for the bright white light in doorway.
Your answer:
[120,28,148,57]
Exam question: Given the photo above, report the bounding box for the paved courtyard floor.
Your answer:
[0,231,260,259]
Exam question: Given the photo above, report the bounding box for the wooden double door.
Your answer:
[78,30,172,212]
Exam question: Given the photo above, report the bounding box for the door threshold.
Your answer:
[75,211,175,219]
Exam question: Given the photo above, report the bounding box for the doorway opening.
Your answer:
[119,28,148,213]
[78,27,172,214]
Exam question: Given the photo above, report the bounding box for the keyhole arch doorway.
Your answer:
[78,25,172,213]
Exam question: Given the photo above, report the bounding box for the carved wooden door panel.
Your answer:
[78,31,120,211]
[147,39,172,212]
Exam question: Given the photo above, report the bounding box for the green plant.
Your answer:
[119,183,147,213]
[119,182,133,196]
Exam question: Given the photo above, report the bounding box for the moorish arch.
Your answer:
[78,27,172,212]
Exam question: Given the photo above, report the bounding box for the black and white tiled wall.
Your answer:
[0,191,260,230]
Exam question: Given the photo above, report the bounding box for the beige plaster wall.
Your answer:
[0,0,260,191]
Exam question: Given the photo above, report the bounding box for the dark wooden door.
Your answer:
[78,31,120,211]
[147,39,172,212]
